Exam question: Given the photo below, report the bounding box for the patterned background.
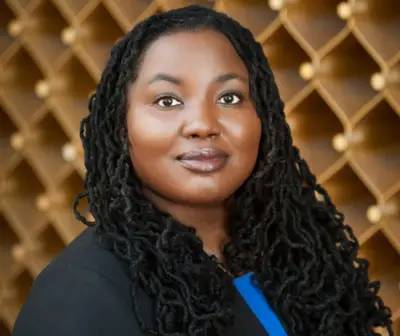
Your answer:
[0,0,399,334]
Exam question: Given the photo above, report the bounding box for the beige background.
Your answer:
[0,0,399,334]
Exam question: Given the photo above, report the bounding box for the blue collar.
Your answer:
[233,272,287,336]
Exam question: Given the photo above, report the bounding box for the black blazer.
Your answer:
[12,227,270,336]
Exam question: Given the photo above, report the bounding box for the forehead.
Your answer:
[136,29,248,80]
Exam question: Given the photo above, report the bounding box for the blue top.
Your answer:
[233,272,287,336]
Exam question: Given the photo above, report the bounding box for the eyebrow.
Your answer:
[148,73,182,86]
[214,73,248,84]
[147,72,248,86]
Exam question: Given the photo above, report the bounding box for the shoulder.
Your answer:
[12,227,150,336]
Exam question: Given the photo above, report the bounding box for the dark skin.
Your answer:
[126,30,261,260]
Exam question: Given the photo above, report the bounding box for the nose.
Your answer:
[181,103,221,139]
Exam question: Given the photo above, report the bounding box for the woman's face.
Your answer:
[126,29,261,206]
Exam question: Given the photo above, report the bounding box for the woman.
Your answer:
[12,5,393,336]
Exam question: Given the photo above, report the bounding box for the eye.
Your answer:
[217,92,243,105]
[154,96,182,108]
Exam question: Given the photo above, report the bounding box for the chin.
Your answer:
[171,175,244,206]
[186,194,228,206]
[177,187,233,206]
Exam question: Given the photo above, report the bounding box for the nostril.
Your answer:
[210,132,220,138]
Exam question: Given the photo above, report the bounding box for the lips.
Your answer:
[177,148,229,173]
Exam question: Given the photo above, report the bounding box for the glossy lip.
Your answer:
[176,148,229,173]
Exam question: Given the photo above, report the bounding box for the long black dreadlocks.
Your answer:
[73,5,393,336]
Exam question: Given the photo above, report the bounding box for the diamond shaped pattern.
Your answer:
[0,0,399,334]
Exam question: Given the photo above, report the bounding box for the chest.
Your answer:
[227,292,271,336]
[229,272,287,336]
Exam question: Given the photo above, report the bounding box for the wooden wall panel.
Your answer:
[0,0,399,334]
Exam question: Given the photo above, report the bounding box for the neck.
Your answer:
[144,190,229,261]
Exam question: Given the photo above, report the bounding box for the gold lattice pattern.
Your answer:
[0,0,399,334]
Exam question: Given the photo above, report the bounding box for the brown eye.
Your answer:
[217,93,242,105]
[154,96,182,108]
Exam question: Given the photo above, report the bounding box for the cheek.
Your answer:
[126,107,177,156]
[226,111,261,159]
[126,108,180,187]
